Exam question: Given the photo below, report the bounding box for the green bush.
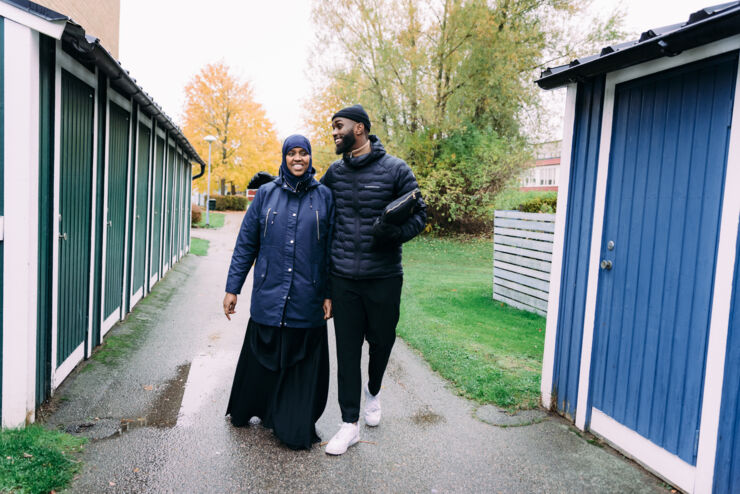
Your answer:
[212,195,248,211]
[191,204,202,225]
[517,196,558,213]
[408,124,530,234]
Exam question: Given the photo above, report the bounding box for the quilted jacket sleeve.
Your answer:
[394,161,427,243]
[225,188,263,294]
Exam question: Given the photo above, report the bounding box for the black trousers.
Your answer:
[331,274,403,423]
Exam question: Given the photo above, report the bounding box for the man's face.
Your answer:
[331,117,357,155]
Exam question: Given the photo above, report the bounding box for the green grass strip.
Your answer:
[398,236,546,411]
[193,211,225,229]
[190,237,210,257]
[0,425,86,494]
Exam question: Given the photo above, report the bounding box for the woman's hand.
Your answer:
[223,293,237,320]
[323,298,333,320]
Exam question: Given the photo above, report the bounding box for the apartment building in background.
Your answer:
[519,140,561,192]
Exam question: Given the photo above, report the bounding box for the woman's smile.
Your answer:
[285,147,310,177]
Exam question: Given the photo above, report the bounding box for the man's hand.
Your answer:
[371,217,402,242]
[223,293,237,320]
[323,298,333,320]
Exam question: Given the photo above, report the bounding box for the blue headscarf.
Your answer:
[279,134,314,191]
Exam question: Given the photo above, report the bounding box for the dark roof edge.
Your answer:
[4,0,66,21]
[61,26,206,172]
[536,4,740,90]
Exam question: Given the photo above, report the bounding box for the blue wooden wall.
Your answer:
[714,218,740,492]
[550,76,605,417]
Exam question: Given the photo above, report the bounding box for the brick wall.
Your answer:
[35,0,120,58]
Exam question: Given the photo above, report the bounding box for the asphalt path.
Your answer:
[44,211,666,493]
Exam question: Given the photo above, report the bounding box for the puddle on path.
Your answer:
[142,362,191,428]
[63,362,192,440]
[411,405,445,426]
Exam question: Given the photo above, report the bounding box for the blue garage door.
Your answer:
[591,52,737,465]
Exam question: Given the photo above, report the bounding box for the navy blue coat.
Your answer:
[225,177,334,328]
[321,136,426,279]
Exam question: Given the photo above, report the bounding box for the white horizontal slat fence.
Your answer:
[493,210,555,316]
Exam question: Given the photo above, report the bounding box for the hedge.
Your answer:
[517,196,558,214]
[211,195,248,211]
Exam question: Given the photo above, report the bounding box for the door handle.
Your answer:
[59,232,68,241]
[600,259,613,270]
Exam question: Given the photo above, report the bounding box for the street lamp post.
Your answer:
[204,135,217,227]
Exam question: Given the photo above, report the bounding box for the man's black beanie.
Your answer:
[332,104,371,131]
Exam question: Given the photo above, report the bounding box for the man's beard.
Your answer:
[335,132,356,155]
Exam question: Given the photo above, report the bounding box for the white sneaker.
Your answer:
[364,384,381,427]
[325,422,360,455]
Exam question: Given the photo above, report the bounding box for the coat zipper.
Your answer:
[264,208,271,237]
[316,211,320,240]
[386,188,418,215]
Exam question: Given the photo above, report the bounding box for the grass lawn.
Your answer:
[398,236,546,411]
[190,237,210,256]
[193,211,225,229]
[0,425,86,494]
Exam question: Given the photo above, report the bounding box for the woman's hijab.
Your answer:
[280,134,315,191]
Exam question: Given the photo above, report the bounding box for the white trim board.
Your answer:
[51,343,83,389]
[50,41,62,386]
[129,103,141,308]
[575,77,614,431]
[101,310,119,338]
[130,287,143,308]
[570,35,740,494]
[56,49,96,88]
[149,273,158,290]
[85,66,99,359]
[2,22,40,427]
[99,79,111,347]
[541,83,577,408]
[590,408,695,493]
[0,2,66,39]
[138,112,152,129]
[121,95,134,315]
[108,89,131,112]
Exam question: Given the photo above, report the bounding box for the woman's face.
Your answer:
[285,147,310,177]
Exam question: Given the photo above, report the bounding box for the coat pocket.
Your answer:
[253,257,269,292]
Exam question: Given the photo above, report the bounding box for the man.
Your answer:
[321,104,427,455]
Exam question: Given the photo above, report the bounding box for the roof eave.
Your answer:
[59,24,207,171]
[536,6,740,90]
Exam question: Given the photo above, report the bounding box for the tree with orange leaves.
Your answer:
[182,61,280,195]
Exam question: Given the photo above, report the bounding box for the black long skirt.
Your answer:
[226,318,329,449]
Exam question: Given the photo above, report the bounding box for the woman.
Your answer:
[223,134,334,450]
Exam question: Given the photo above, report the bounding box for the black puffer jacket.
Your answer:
[321,136,427,279]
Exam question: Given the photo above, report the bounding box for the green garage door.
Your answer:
[103,102,129,319]
[164,146,174,266]
[150,136,164,279]
[174,154,182,259]
[132,124,150,294]
[58,70,94,365]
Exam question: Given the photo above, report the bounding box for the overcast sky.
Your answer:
[119,0,722,140]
